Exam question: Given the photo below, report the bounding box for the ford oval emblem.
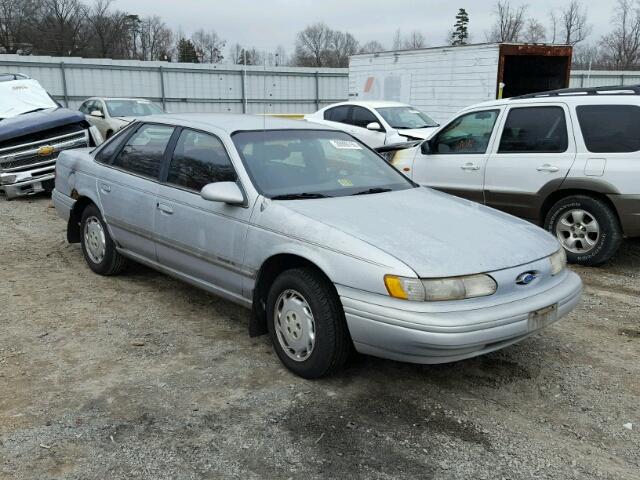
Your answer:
[516,272,537,285]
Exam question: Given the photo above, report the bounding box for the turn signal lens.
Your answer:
[421,274,497,301]
[384,275,426,301]
[549,248,567,275]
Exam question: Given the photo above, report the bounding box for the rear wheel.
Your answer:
[545,195,622,266]
[266,268,351,378]
[80,204,127,275]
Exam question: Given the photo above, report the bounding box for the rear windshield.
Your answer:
[576,105,640,153]
[231,129,414,199]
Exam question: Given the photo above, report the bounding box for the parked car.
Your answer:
[0,73,102,199]
[79,97,165,139]
[52,114,582,378]
[382,85,640,266]
[304,101,439,148]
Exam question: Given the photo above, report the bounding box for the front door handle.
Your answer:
[537,164,559,173]
[461,162,480,171]
[99,183,111,193]
[157,202,174,215]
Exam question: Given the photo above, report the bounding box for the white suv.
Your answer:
[385,85,640,266]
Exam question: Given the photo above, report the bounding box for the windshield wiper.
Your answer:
[351,187,393,196]
[271,192,331,200]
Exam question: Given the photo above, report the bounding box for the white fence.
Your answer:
[569,70,640,88]
[0,54,348,114]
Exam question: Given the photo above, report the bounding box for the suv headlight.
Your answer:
[384,274,497,301]
[549,248,566,275]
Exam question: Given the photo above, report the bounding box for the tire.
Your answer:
[266,268,351,379]
[80,204,127,275]
[544,195,622,266]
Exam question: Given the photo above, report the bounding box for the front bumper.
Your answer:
[338,269,582,364]
[0,163,55,199]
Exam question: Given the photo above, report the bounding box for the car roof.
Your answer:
[87,97,154,102]
[139,113,333,134]
[465,93,640,111]
[325,100,410,109]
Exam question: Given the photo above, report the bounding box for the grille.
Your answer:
[0,130,89,172]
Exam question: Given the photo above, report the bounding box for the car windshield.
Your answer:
[376,106,439,129]
[232,129,415,199]
[105,100,164,117]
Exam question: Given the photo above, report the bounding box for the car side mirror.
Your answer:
[200,181,244,205]
[90,110,104,118]
[366,121,383,132]
[420,140,433,155]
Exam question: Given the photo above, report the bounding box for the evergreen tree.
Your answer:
[451,8,470,45]
[177,38,199,63]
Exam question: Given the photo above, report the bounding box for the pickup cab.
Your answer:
[0,73,102,199]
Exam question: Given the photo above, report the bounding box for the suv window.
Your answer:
[576,105,640,153]
[167,129,236,191]
[351,106,380,129]
[111,124,174,179]
[432,110,499,154]
[498,106,568,153]
[324,105,351,123]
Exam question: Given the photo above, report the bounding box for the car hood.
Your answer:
[0,107,86,144]
[397,127,438,140]
[281,187,559,277]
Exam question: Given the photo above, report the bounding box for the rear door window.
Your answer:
[111,124,174,179]
[167,129,237,192]
[324,105,351,124]
[498,106,568,153]
[576,105,640,153]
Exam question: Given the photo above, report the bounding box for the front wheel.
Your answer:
[545,195,622,266]
[266,268,351,379]
[80,204,127,275]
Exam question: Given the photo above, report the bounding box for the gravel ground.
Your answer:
[1,194,639,479]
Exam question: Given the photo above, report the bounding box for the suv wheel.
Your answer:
[266,268,351,379]
[80,204,127,275]
[545,195,622,266]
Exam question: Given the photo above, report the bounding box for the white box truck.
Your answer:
[349,42,573,123]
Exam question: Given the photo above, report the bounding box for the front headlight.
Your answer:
[549,248,567,275]
[384,274,497,301]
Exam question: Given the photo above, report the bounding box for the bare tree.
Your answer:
[523,18,546,43]
[560,0,592,45]
[600,0,640,69]
[392,29,402,50]
[403,30,426,49]
[33,0,90,56]
[228,43,262,65]
[191,29,225,63]
[359,40,385,54]
[572,42,603,69]
[294,22,333,67]
[86,0,128,58]
[330,30,359,65]
[548,10,559,43]
[138,16,172,61]
[487,0,527,42]
[0,0,37,53]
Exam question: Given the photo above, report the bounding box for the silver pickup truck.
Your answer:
[0,73,102,199]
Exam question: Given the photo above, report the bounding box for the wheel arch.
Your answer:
[249,253,335,337]
[540,188,621,228]
[67,192,99,243]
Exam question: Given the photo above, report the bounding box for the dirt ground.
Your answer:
[1,194,638,480]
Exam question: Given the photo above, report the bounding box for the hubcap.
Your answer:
[274,289,315,362]
[555,209,600,254]
[84,216,106,264]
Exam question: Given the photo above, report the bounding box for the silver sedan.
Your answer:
[52,114,582,378]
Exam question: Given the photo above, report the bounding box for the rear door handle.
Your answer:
[461,162,480,171]
[537,164,559,173]
[99,183,111,193]
[157,202,174,215]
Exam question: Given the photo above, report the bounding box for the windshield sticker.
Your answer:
[409,110,421,114]
[329,140,362,150]
[338,178,354,187]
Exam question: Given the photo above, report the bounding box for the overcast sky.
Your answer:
[113,0,616,53]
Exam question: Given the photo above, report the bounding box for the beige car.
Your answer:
[78,97,165,139]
